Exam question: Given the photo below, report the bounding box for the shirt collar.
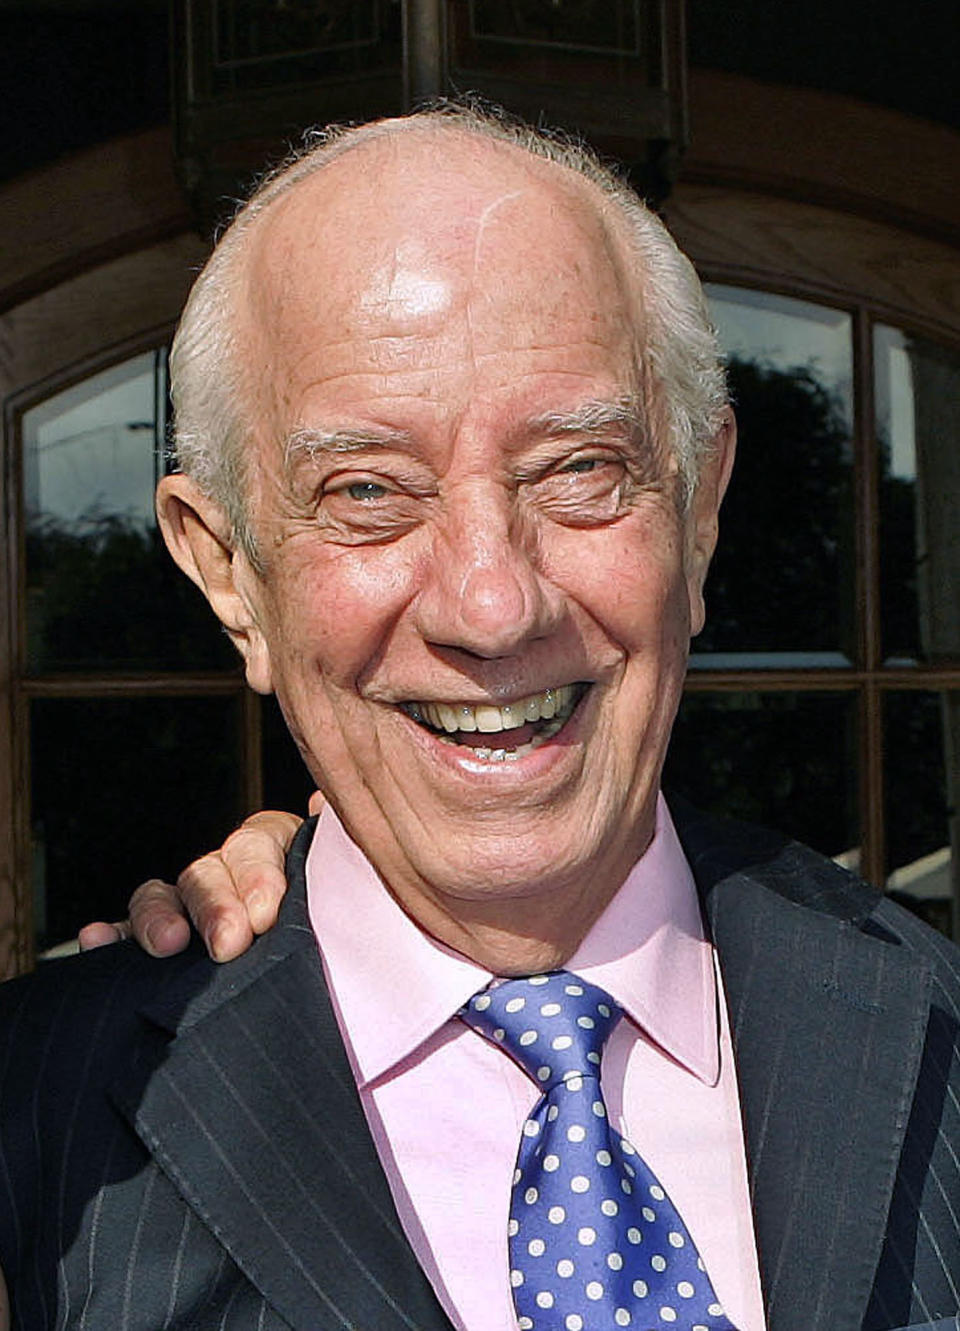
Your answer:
[566,795,719,1085]
[307,807,493,1087]
[307,793,718,1090]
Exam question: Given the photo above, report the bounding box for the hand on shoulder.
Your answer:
[78,797,321,962]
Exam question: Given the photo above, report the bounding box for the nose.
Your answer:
[414,485,561,659]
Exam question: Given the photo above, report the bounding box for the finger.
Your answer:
[307,789,325,817]
[219,811,303,937]
[128,879,194,957]
[174,853,253,963]
[77,920,131,951]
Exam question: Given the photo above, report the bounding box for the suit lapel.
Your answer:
[679,805,933,1331]
[110,820,454,1331]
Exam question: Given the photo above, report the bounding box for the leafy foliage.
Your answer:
[26,513,234,672]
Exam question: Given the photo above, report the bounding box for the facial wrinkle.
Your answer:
[465,188,527,374]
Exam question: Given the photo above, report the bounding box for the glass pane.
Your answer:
[31,696,243,952]
[22,350,234,672]
[209,0,401,95]
[468,0,641,54]
[876,326,960,664]
[696,287,855,666]
[24,351,161,528]
[217,0,379,62]
[666,690,858,860]
[453,0,655,90]
[884,690,959,938]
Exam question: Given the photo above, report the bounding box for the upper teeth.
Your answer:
[406,685,576,735]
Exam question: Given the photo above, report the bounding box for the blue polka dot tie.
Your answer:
[460,971,738,1331]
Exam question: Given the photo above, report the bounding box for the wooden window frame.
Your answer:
[4,331,264,973]
[682,275,960,917]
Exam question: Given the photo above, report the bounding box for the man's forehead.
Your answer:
[254,124,607,227]
[240,128,638,322]
[229,128,647,454]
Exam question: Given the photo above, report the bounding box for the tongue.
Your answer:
[457,721,540,749]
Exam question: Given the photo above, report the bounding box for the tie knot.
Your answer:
[460,971,622,1091]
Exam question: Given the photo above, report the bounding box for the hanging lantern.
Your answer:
[172,0,687,231]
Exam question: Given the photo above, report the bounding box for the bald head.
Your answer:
[240,129,647,476]
[170,107,727,558]
[245,125,639,338]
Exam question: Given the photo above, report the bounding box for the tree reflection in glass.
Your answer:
[22,350,233,673]
[698,286,854,666]
[876,326,960,665]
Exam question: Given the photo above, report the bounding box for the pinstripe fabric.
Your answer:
[1,807,959,1330]
[862,902,960,1330]
[0,940,294,1330]
[885,1320,960,1330]
[676,799,960,1331]
[0,825,452,1331]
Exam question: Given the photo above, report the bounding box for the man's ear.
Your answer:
[685,407,737,637]
[156,474,274,694]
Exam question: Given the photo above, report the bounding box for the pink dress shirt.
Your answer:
[306,795,766,1331]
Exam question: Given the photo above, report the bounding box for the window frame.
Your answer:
[687,273,960,915]
[3,330,263,971]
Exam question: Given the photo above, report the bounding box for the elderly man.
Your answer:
[3,106,960,1331]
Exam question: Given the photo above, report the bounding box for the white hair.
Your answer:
[169,103,728,562]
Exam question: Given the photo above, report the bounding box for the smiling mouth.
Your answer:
[399,684,588,762]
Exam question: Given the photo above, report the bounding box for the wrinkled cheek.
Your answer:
[602,564,689,661]
[606,572,691,769]
[289,544,418,682]
[266,582,378,691]
[273,670,376,798]
[661,582,693,659]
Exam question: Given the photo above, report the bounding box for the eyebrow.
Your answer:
[282,396,647,472]
[283,425,414,471]
[524,396,647,445]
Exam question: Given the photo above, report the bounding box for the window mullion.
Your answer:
[853,304,881,674]
[852,305,886,887]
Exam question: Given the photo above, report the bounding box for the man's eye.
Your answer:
[560,457,602,475]
[345,480,389,501]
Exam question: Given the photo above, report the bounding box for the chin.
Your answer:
[404,819,612,903]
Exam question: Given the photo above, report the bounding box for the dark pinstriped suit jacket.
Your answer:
[2,805,960,1331]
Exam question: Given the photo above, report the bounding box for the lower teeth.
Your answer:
[463,714,571,762]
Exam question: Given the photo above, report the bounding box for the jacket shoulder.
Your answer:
[669,793,882,919]
[0,938,212,1091]
[669,793,960,997]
